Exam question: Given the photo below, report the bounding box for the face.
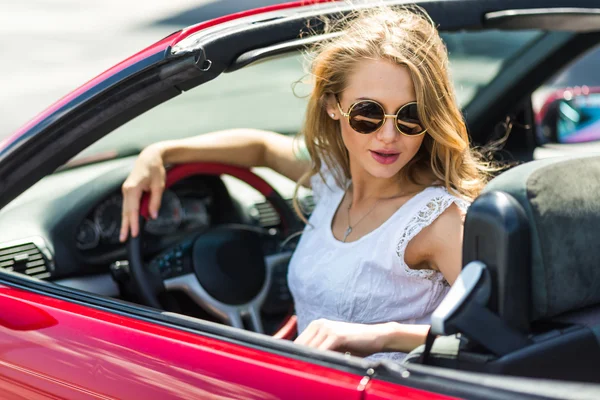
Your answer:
[327,59,425,181]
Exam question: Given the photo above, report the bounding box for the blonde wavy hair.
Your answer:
[293,4,493,219]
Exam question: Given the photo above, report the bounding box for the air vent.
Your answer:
[253,195,315,228]
[254,201,281,227]
[0,240,52,279]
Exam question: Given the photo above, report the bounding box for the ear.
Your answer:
[323,93,340,120]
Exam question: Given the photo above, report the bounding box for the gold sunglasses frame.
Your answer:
[336,98,427,136]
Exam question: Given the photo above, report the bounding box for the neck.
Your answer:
[348,162,411,206]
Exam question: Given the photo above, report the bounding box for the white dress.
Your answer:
[287,168,470,361]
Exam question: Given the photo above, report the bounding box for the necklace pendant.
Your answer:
[343,226,352,242]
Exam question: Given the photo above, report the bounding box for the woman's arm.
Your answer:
[420,202,465,285]
[120,129,309,241]
[293,319,430,355]
[156,129,309,183]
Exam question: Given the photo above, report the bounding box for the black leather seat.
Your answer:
[405,155,600,383]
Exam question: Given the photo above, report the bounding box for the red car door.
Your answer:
[0,284,367,399]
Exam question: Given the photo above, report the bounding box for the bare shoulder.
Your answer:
[427,202,465,240]
[406,201,465,284]
[409,202,464,252]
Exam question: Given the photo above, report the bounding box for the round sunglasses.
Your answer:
[336,98,427,136]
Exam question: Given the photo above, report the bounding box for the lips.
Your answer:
[370,150,400,165]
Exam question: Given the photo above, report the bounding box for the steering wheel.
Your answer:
[127,162,301,334]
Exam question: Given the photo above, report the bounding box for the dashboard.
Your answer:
[77,186,214,251]
[0,155,311,281]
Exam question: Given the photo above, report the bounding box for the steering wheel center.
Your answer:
[192,227,267,305]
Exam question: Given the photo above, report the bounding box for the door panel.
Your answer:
[0,285,366,399]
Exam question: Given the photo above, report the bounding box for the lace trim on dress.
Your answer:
[396,190,470,281]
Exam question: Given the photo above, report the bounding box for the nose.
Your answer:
[376,117,399,144]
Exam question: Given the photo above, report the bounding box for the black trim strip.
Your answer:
[227,32,343,72]
[374,362,600,400]
[485,8,600,32]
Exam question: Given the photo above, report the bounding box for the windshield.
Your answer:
[73,29,543,163]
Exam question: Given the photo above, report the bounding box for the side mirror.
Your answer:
[538,88,600,144]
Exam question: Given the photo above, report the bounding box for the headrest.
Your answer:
[483,155,600,320]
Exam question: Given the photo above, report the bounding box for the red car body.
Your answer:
[3,285,447,399]
[0,285,455,399]
[2,0,600,398]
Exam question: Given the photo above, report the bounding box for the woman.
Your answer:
[119,5,490,360]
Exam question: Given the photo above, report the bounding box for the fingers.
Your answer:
[294,323,319,346]
[294,319,341,352]
[148,182,164,220]
[120,185,142,242]
[317,335,340,351]
[119,214,130,243]
[307,330,329,349]
[294,320,383,356]
[118,148,166,242]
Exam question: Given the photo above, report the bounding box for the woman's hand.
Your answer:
[119,144,167,242]
[293,319,390,357]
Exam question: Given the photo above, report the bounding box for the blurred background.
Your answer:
[0,0,289,139]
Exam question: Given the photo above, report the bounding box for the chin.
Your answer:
[364,162,405,180]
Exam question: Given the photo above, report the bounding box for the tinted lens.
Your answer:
[348,101,385,134]
[396,103,424,135]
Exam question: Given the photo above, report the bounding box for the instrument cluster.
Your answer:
[76,189,212,250]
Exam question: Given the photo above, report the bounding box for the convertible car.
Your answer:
[2,0,600,398]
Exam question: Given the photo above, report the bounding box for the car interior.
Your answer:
[403,155,600,383]
[2,1,600,391]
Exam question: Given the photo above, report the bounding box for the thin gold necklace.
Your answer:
[342,187,382,243]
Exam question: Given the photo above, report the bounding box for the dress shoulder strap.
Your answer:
[310,165,346,204]
[395,186,470,280]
